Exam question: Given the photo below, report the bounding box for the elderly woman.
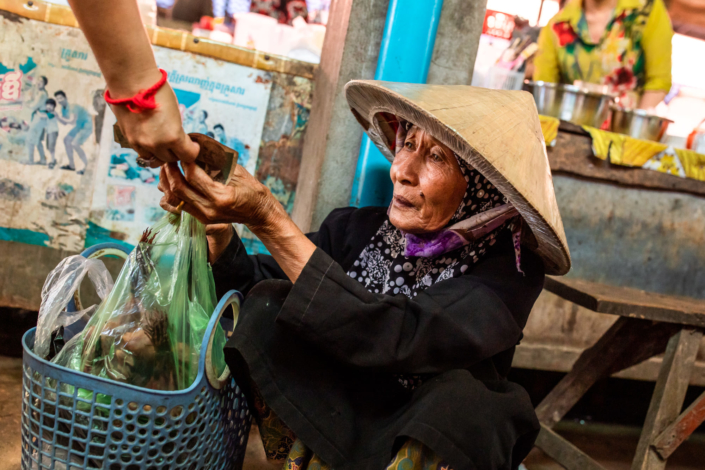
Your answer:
[159,81,571,469]
[63,3,569,465]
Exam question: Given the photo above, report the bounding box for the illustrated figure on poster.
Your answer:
[183,107,209,134]
[0,117,27,154]
[213,123,227,145]
[194,109,208,134]
[44,98,59,169]
[231,136,250,167]
[91,89,106,143]
[55,90,93,175]
[109,147,159,184]
[212,123,250,167]
[25,75,49,165]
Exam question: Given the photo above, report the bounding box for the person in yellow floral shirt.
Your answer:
[534,0,673,109]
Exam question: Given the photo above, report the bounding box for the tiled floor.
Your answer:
[1,355,704,470]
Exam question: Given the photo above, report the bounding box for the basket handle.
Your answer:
[68,243,132,313]
[202,289,242,389]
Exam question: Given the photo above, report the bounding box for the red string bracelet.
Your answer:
[104,69,168,113]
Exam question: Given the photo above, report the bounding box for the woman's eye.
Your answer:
[431,153,442,162]
[405,141,413,149]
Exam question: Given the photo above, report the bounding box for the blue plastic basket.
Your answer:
[21,243,251,469]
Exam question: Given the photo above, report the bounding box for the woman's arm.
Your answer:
[275,241,544,374]
[67,0,199,165]
[639,0,673,109]
[639,90,667,110]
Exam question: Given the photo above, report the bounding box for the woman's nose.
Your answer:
[392,153,420,186]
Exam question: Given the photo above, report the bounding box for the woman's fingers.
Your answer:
[182,162,217,196]
[170,134,200,164]
[159,195,181,214]
[164,163,212,214]
[158,165,170,191]
[157,166,180,206]
[179,201,211,225]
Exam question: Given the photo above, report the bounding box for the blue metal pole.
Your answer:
[350,0,444,208]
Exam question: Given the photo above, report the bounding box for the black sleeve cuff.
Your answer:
[277,247,336,330]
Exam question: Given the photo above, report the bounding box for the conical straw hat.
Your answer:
[345,80,571,275]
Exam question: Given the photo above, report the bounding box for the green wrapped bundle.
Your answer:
[54,212,227,391]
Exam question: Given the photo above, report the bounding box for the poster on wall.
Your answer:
[0,19,106,251]
[88,47,273,247]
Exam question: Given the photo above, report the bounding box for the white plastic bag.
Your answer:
[35,255,114,359]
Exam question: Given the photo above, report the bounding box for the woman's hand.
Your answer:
[157,163,316,282]
[113,82,200,167]
[158,162,275,228]
[158,170,236,264]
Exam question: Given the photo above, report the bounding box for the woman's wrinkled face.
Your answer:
[389,125,467,234]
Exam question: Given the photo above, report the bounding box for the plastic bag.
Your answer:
[35,255,114,359]
[53,212,227,391]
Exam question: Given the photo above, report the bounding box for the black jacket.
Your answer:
[215,207,543,470]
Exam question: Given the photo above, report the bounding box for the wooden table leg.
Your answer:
[631,328,703,470]
[535,424,607,470]
[652,389,705,459]
[536,317,680,428]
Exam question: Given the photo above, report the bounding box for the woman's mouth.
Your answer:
[393,195,415,209]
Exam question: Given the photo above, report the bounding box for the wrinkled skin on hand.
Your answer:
[158,162,275,228]
[158,162,275,263]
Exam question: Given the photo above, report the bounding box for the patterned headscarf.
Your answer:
[346,121,521,299]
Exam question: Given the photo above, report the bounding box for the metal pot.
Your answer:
[609,106,673,142]
[523,81,615,127]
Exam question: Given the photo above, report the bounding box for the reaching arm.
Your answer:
[639,90,667,110]
[67,0,158,98]
[67,0,199,165]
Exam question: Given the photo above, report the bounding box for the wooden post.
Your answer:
[426,0,487,85]
[652,389,705,459]
[535,318,679,428]
[291,0,389,232]
[535,424,607,470]
[631,328,703,470]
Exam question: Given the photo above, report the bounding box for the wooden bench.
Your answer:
[534,276,705,470]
